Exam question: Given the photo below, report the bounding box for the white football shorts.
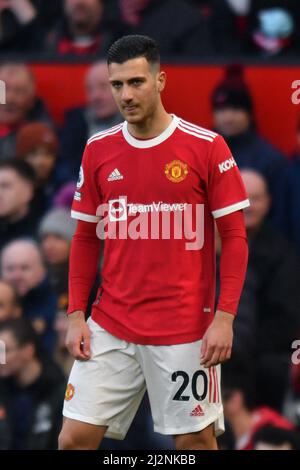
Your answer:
[63,317,224,440]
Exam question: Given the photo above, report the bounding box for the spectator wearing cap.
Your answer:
[39,208,76,311]
[1,239,58,354]
[0,160,38,251]
[0,63,52,161]
[211,65,287,229]
[16,122,70,218]
[61,61,121,179]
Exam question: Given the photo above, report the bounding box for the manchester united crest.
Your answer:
[65,383,75,401]
[165,160,188,183]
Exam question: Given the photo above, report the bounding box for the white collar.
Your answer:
[122,114,179,148]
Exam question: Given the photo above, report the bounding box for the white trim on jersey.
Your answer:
[87,124,123,146]
[179,119,218,138]
[177,123,215,142]
[122,115,179,148]
[88,123,123,143]
[71,210,100,223]
[212,199,250,219]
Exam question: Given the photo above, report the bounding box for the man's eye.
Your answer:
[112,83,122,89]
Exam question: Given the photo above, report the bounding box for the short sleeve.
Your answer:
[208,135,250,218]
[71,144,102,223]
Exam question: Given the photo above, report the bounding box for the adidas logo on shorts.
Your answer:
[108,168,124,182]
[190,404,204,416]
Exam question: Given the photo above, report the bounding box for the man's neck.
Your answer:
[16,358,42,387]
[127,106,172,140]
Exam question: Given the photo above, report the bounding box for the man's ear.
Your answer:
[157,71,166,93]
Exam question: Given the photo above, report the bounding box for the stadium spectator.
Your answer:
[0,0,62,54]
[16,122,69,218]
[47,0,126,57]
[0,0,40,53]
[253,425,300,450]
[242,169,300,410]
[0,318,65,450]
[118,0,212,57]
[61,61,121,178]
[0,280,22,322]
[211,65,287,228]
[1,239,58,353]
[0,160,38,251]
[39,208,76,311]
[0,63,52,160]
[222,362,294,450]
[247,0,300,57]
[210,0,300,57]
[210,0,250,55]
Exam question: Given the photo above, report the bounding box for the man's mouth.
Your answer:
[123,105,138,112]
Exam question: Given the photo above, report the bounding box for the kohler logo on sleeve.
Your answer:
[218,157,237,174]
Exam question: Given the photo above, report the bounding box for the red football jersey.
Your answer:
[71,115,249,345]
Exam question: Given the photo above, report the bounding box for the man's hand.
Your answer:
[200,310,234,368]
[65,311,91,361]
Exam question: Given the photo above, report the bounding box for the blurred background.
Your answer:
[0,0,300,450]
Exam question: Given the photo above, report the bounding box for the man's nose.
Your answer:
[121,85,133,102]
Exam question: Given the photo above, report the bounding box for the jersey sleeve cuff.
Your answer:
[71,210,100,223]
[212,199,250,219]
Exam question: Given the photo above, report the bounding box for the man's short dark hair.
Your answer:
[0,159,36,185]
[107,35,160,67]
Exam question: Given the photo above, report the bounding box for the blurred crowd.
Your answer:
[0,0,299,59]
[0,0,300,452]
